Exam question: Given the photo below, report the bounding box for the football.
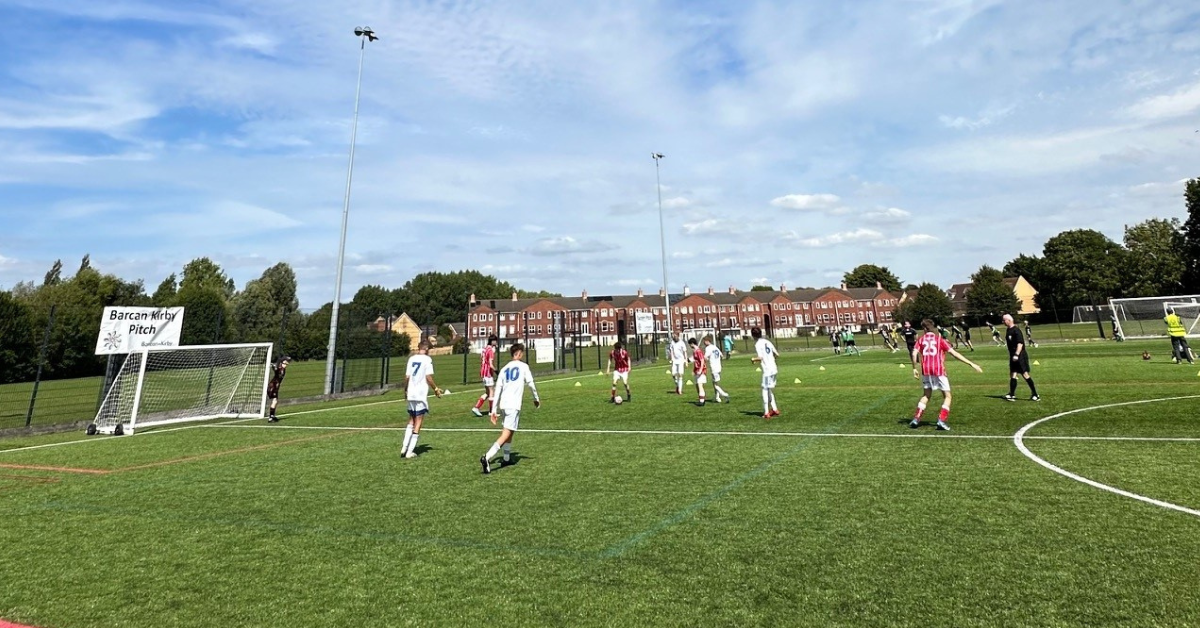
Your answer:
[614,395,624,405]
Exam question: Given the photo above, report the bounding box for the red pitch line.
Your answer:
[0,463,109,475]
[0,619,45,628]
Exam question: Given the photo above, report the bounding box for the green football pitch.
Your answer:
[1,341,1198,627]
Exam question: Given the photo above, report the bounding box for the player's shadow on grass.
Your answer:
[740,411,765,417]
[411,444,434,455]
[500,452,529,467]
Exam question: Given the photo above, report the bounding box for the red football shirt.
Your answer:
[481,345,496,378]
[917,332,951,376]
[693,347,707,375]
[610,349,630,372]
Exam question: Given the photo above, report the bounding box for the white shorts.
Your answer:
[761,374,777,389]
[695,374,708,385]
[710,371,721,383]
[501,409,520,431]
[921,375,951,391]
[407,400,429,417]
[671,362,685,376]
[612,370,629,384]
[482,376,495,388]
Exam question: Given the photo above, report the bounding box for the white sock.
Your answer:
[769,391,778,412]
[502,443,511,461]
[762,388,770,413]
[715,385,728,398]
[402,425,414,454]
[407,433,418,453]
[675,377,682,392]
[485,443,501,461]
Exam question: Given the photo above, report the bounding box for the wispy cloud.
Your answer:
[770,193,847,213]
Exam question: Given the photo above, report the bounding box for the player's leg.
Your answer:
[1006,371,1019,400]
[936,388,952,430]
[911,385,932,427]
[405,415,425,458]
[266,385,280,422]
[1184,339,1196,364]
[482,427,514,474]
[611,372,619,402]
[761,378,771,418]
[713,373,728,401]
[622,371,632,400]
[1022,369,1039,399]
[696,374,706,405]
[402,414,417,455]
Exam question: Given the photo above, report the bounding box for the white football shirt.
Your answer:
[704,344,723,374]
[494,360,539,412]
[755,338,779,376]
[405,354,434,402]
[669,340,689,363]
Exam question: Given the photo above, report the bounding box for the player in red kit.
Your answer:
[688,337,708,406]
[909,319,982,431]
[605,341,633,403]
[472,335,499,417]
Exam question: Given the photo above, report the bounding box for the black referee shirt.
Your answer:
[1006,326,1025,356]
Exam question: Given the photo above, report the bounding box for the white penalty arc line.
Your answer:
[1013,395,1200,519]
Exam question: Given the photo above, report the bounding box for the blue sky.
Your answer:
[1,0,1199,307]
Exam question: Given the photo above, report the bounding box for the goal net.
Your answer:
[1108,295,1200,339]
[1165,302,1200,338]
[92,343,273,435]
[1072,304,1114,324]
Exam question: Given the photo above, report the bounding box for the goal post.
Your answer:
[91,343,273,435]
[1108,295,1200,339]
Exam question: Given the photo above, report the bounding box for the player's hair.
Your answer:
[488,334,498,344]
[510,343,525,356]
[703,334,713,343]
[418,341,431,351]
[613,340,624,350]
[687,337,698,346]
[921,319,937,333]
[750,327,762,339]
[1167,307,1176,315]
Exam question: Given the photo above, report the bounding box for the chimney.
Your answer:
[840,282,847,290]
[728,285,736,295]
[875,281,882,290]
[707,286,715,295]
[683,284,691,297]
[512,291,518,302]
[582,289,588,300]
[780,283,786,292]
[637,288,644,298]
[469,293,477,304]
[659,287,665,297]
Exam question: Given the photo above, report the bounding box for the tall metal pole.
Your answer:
[653,153,673,336]
[325,27,377,395]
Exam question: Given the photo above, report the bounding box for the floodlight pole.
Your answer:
[325,26,377,396]
[653,153,673,337]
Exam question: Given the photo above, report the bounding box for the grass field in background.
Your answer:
[0,322,1129,431]
[1,339,1198,627]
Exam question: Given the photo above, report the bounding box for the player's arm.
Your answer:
[489,378,505,421]
[605,354,613,375]
[947,346,983,373]
[425,374,442,397]
[1011,331,1025,360]
[524,367,541,408]
[910,345,921,378]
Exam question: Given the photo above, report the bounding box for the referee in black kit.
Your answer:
[1002,315,1039,401]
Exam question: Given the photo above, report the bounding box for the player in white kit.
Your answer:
[703,335,730,402]
[750,327,780,419]
[481,343,541,474]
[402,341,442,458]
[668,332,689,394]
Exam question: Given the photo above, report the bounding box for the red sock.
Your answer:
[611,389,616,399]
[914,408,924,419]
[938,407,949,421]
[474,396,485,409]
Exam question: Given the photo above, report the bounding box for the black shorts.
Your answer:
[846,340,856,347]
[905,342,915,354]
[267,383,280,399]
[1009,356,1030,374]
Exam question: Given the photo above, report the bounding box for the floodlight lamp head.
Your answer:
[354,27,378,41]
[652,153,664,160]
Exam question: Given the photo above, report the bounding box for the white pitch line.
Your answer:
[1013,395,1200,519]
[202,423,1200,443]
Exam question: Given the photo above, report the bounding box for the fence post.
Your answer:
[26,305,56,427]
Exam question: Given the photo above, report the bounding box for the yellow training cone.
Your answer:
[1033,360,1040,366]
[598,371,604,376]
[819,366,826,371]
[686,380,693,385]
[755,367,762,372]
[574,382,582,387]
[794,378,802,384]
[665,369,671,374]
[899,363,906,368]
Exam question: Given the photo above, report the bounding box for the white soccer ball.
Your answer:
[614,396,624,405]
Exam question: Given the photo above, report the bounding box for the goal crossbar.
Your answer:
[92,343,273,435]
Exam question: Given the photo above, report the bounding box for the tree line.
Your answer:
[0,260,553,384]
[845,178,1200,327]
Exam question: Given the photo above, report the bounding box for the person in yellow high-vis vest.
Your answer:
[1164,308,1195,365]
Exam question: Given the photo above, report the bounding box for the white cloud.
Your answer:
[529,236,613,256]
[681,219,731,236]
[1126,80,1200,120]
[877,234,939,248]
[353,264,393,274]
[608,278,654,287]
[705,257,736,268]
[786,228,883,248]
[661,196,692,210]
[671,251,696,259]
[0,253,16,267]
[863,207,912,222]
[938,103,1016,130]
[770,193,845,213]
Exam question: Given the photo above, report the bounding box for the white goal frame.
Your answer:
[91,342,273,435]
[1164,301,1200,338]
[1108,295,1200,339]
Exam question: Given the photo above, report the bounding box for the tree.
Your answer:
[230,263,299,343]
[43,259,62,287]
[151,274,178,307]
[843,264,902,292]
[965,265,1020,323]
[1040,229,1125,307]
[179,257,235,298]
[1002,254,1042,284]
[437,324,454,344]
[1181,178,1200,292]
[0,291,36,383]
[175,284,230,345]
[750,285,774,292]
[893,282,953,327]
[350,285,395,319]
[517,289,562,298]
[395,270,525,326]
[1122,218,1185,297]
